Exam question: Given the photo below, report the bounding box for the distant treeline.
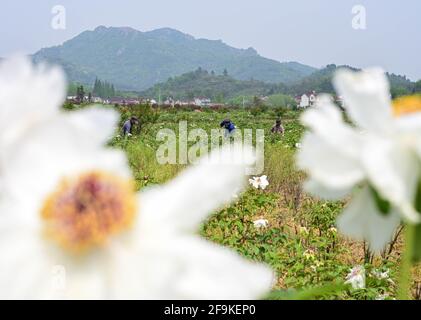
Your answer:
[141,65,421,103]
[67,66,421,104]
[93,78,116,98]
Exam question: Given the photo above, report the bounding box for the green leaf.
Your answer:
[412,179,421,263]
[370,186,391,216]
[266,282,349,300]
[412,221,421,264]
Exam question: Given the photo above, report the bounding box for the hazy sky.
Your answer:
[1,0,420,80]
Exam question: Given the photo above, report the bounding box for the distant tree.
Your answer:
[223,69,228,77]
[76,85,85,102]
[187,91,195,100]
[391,86,411,99]
[266,94,295,108]
[93,78,116,98]
[414,80,421,93]
[253,95,263,107]
[215,93,225,103]
[211,70,215,76]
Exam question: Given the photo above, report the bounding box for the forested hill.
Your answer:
[288,64,416,97]
[140,68,287,101]
[32,26,316,91]
[141,65,418,101]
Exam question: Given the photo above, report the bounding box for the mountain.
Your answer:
[141,68,287,100]
[32,26,316,91]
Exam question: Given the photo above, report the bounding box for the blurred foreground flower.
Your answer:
[0,57,273,299]
[345,266,366,290]
[249,175,269,190]
[298,68,421,252]
[0,56,65,153]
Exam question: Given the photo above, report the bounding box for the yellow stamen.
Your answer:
[392,95,421,117]
[41,171,137,254]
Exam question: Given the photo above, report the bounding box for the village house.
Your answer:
[105,97,139,105]
[296,91,318,109]
[92,96,103,103]
[194,97,211,107]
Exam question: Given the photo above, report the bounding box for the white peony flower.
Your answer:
[328,227,338,235]
[371,269,394,284]
[0,57,273,300]
[372,269,390,280]
[249,175,269,190]
[0,136,273,300]
[253,219,269,229]
[345,265,366,290]
[298,68,421,252]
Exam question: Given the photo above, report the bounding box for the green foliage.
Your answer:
[391,86,412,99]
[67,82,94,96]
[62,101,77,111]
[118,103,159,135]
[265,94,296,108]
[93,77,116,98]
[414,80,421,93]
[141,68,288,101]
[411,180,421,262]
[288,64,415,96]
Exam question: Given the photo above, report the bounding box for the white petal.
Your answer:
[0,224,54,299]
[65,107,120,146]
[337,186,401,252]
[301,95,363,158]
[333,68,394,134]
[298,132,364,189]
[2,114,130,221]
[0,56,66,149]
[304,179,351,200]
[361,135,421,223]
[0,202,116,300]
[140,145,254,233]
[395,113,421,133]
[109,235,273,299]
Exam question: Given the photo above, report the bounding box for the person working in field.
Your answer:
[122,116,140,137]
[271,118,285,136]
[220,119,237,138]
